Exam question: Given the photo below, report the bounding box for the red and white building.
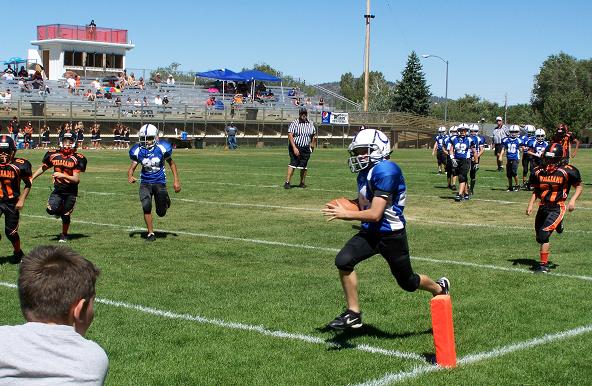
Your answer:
[29,24,134,80]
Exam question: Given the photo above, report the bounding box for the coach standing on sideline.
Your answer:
[284,107,316,189]
[492,116,508,171]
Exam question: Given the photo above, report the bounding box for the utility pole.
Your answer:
[363,0,374,112]
[503,93,508,124]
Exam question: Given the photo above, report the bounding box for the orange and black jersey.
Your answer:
[0,158,32,201]
[530,164,581,205]
[42,151,87,193]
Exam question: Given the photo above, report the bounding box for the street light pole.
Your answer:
[422,54,449,124]
[363,0,375,112]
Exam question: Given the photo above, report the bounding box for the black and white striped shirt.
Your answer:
[288,119,316,147]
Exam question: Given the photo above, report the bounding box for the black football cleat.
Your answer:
[58,234,68,243]
[283,182,291,189]
[327,309,362,330]
[145,233,156,242]
[556,221,564,234]
[534,263,550,274]
[9,250,24,265]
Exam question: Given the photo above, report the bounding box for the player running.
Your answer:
[128,124,181,242]
[431,126,448,175]
[32,132,87,242]
[526,143,583,273]
[0,135,32,264]
[322,128,449,330]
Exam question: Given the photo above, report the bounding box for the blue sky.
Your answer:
[2,0,590,105]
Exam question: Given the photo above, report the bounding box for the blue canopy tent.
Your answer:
[3,57,27,70]
[195,69,246,103]
[237,70,283,103]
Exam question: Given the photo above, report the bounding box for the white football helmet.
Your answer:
[524,125,536,136]
[139,124,159,149]
[457,123,469,137]
[437,126,446,134]
[348,129,391,173]
[509,125,520,138]
[469,124,480,134]
[449,126,457,136]
[535,128,546,143]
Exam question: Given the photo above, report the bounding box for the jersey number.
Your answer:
[141,157,161,173]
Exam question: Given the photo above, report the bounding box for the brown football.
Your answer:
[326,197,360,211]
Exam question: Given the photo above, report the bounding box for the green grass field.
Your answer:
[0,145,590,385]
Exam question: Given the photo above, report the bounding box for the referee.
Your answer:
[492,116,508,171]
[284,107,316,189]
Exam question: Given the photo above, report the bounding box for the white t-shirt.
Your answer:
[0,322,109,385]
[66,78,76,88]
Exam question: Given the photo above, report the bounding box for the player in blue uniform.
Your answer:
[468,124,485,196]
[431,126,448,174]
[448,124,476,201]
[526,129,549,172]
[520,125,536,190]
[322,128,450,330]
[128,124,181,242]
[444,126,457,190]
[500,125,523,191]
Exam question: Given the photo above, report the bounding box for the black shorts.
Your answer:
[47,191,77,217]
[494,143,504,156]
[335,229,420,292]
[139,183,170,217]
[436,149,447,165]
[506,159,519,177]
[453,158,470,177]
[522,156,531,176]
[535,203,566,244]
[0,201,20,237]
[288,145,312,170]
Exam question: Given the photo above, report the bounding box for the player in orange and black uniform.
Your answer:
[552,124,580,165]
[32,132,87,242]
[0,135,32,264]
[526,143,583,273]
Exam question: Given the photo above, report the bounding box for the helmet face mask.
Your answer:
[535,129,546,143]
[139,124,159,149]
[60,134,76,155]
[542,143,564,168]
[0,136,17,163]
[509,125,520,138]
[347,129,391,173]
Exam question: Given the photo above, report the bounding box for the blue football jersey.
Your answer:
[528,139,548,157]
[357,160,406,233]
[470,135,485,157]
[129,140,173,184]
[502,137,522,160]
[434,134,447,151]
[449,135,474,159]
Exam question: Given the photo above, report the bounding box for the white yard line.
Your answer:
[21,214,592,282]
[0,281,423,362]
[355,323,592,386]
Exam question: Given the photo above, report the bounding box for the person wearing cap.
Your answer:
[166,74,175,85]
[284,107,316,189]
[492,117,508,171]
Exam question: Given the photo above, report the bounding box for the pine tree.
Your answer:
[391,51,431,115]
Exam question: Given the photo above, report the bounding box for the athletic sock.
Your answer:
[62,223,70,236]
[12,240,20,253]
[540,251,549,265]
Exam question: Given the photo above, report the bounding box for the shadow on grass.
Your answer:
[317,323,432,351]
[439,196,457,200]
[32,233,90,241]
[508,258,558,271]
[128,230,179,240]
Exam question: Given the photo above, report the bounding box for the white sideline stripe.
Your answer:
[21,214,592,282]
[0,281,423,362]
[79,190,592,235]
[355,323,592,386]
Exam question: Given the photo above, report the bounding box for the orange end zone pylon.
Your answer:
[430,294,457,368]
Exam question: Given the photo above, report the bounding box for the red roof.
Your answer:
[36,24,128,44]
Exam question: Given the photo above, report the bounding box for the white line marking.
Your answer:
[79,190,592,234]
[21,214,592,282]
[0,281,423,362]
[355,323,592,385]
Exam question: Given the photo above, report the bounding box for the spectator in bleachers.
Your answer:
[17,66,28,78]
[133,98,141,107]
[288,88,296,97]
[206,96,216,108]
[117,72,126,89]
[162,96,169,106]
[127,72,137,87]
[138,77,145,90]
[154,95,163,106]
[142,96,148,106]
[91,78,101,91]
[114,96,122,107]
[66,76,76,94]
[152,73,162,84]
[1,89,11,112]
[167,74,175,85]
[18,78,31,92]
[126,96,132,106]
[318,97,325,110]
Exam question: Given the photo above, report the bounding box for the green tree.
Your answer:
[391,51,431,115]
[532,52,592,133]
[151,62,196,83]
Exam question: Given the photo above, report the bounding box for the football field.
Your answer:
[0,146,591,385]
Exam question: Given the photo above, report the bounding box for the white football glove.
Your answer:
[473,163,479,171]
[451,158,458,168]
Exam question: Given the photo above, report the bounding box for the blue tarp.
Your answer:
[3,57,26,65]
[238,70,281,82]
[195,68,245,82]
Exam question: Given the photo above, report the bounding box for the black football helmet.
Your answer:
[60,132,77,156]
[0,135,16,164]
[542,143,564,167]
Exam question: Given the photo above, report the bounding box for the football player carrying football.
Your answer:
[322,128,449,330]
[128,124,181,242]
[526,143,583,273]
[32,132,87,243]
[0,135,32,264]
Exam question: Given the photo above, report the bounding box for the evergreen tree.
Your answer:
[391,51,431,115]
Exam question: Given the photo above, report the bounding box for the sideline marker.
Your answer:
[430,295,457,367]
